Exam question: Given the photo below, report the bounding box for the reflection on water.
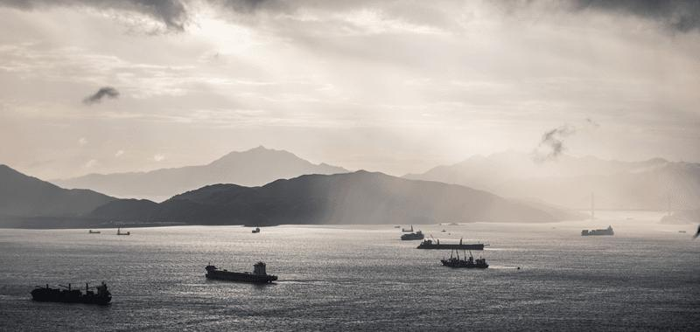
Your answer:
[0,211,698,331]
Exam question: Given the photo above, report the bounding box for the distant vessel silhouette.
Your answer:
[581,226,614,236]
[441,250,488,269]
[252,227,261,233]
[88,230,100,234]
[402,225,415,233]
[117,228,130,235]
[401,230,425,241]
[31,282,111,305]
[205,262,277,283]
[417,238,485,250]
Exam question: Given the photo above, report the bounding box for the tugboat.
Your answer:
[417,238,485,250]
[401,230,425,241]
[88,230,101,234]
[252,227,261,233]
[205,262,278,283]
[117,228,130,236]
[31,282,111,305]
[581,225,614,236]
[441,250,488,269]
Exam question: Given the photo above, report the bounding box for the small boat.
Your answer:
[117,228,130,236]
[581,225,614,236]
[205,262,277,283]
[252,227,261,233]
[31,282,111,305]
[88,230,101,234]
[394,225,400,228]
[401,230,425,241]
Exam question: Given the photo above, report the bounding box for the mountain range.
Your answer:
[89,171,577,226]
[405,152,700,211]
[0,163,581,228]
[55,146,348,201]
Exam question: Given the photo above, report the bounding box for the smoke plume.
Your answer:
[83,87,120,105]
[533,125,576,162]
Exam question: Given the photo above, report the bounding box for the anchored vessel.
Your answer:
[252,227,261,233]
[581,226,614,236]
[441,251,488,269]
[31,282,111,305]
[417,238,485,250]
[88,230,100,234]
[401,230,425,241]
[205,262,278,283]
[117,228,130,236]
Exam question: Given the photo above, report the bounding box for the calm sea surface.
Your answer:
[1,211,698,331]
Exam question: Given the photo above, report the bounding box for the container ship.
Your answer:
[441,251,488,269]
[31,282,111,305]
[205,262,278,283]
[417,238,485,250]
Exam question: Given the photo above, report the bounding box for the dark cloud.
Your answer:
[0,0,189,31]
[533,125,576,162]
[83,86,120,105]
[570,0,700,32]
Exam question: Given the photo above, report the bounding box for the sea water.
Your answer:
[0,211,698,331]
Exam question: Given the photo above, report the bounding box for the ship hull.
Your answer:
[206,271,277,283]
[418,244,484,250]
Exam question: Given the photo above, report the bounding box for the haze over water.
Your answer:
[1,211,698,331]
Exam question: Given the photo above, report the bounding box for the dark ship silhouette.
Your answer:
[88,230,100,234]
[31,282,111,305]
[581,225,614,236]
[417,238,485,250]
[252,227,261,233]
[205,262,277,283]
[441,250,488,269]
[401,225,414,232]
[401,230,425,241]
[117,228,130,236]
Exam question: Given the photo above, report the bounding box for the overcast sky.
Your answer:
[1,0,699,179]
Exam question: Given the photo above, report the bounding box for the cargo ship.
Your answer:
[417,238,485,250]
[401,225,415,233]
[581,226,614,236]
[441,250,488,269]
[117,228,130,236]
[401,230,425,241]
[205,262,278,283]
[31,282,111,305]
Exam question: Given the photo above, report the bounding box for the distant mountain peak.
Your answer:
[56,146,349,201]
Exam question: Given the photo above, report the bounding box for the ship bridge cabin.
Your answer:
[253,262,267,276]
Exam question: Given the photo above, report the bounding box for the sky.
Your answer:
[0,0,699,179]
